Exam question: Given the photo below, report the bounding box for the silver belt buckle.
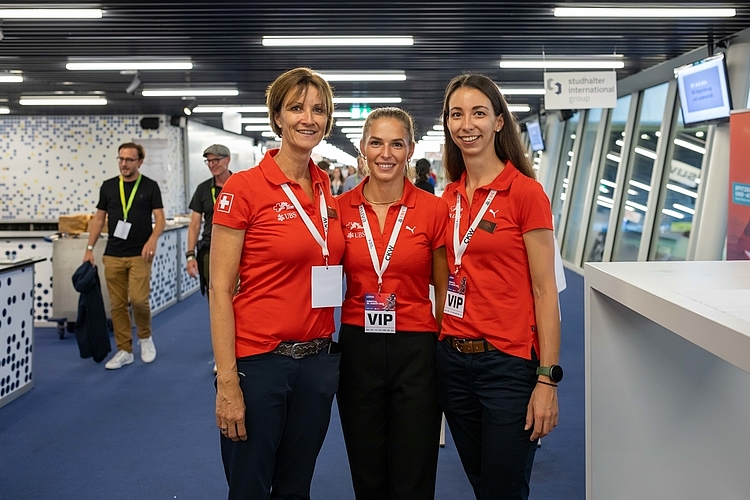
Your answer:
[290,342,306,359]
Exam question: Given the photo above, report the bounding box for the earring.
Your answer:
[495,128,502,132]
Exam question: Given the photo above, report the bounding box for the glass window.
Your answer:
[562,108,602,262]
[551,112,580,231]
[651,116,708,260]
[582,95,632,263]
[612,83,669,262]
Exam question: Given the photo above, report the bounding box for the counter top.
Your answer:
[0,257,47,272]
[585,260,750,374]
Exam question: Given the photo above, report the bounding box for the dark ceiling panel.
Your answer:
[0,1,748,157]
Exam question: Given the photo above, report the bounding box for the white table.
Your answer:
[585,261,750,500]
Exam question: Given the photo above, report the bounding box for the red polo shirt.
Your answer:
[339,178,448,332]
[212,149,345,357]
[440,162,552,360]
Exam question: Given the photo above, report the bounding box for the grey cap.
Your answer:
[203,144,230,157]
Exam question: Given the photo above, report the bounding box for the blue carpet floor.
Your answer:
[0,268,585,499]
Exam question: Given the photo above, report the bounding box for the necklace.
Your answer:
[363,190,401,206]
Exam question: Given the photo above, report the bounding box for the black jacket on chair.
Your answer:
[71,263,111,363]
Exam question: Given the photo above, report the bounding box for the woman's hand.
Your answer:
[216,373,247,441]
[525,383,559,440]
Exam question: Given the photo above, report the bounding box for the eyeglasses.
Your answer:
[204,158,225,165]
[117,157,140,164]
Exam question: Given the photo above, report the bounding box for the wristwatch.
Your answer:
[86,245,94,251]
[536,364,564,383]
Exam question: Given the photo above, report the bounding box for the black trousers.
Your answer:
[220,348,340,500]
[436,339,539,500]
[336,324,441,500]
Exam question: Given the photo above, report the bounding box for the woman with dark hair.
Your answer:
[437,73,561,499]
[337,107,448,500]
[210,67,344,499]
[414,158,435,194]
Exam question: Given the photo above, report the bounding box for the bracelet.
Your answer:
[536,380,558,388]
[185,251,196,258]
[215,371,237,378]
[186,255,196,261]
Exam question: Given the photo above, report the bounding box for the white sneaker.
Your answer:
[105,350,134,370]
[139,336,156,363]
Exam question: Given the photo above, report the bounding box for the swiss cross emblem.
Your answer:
[217,193,234,213]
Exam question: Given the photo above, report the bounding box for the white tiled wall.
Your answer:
[0,115,185,220]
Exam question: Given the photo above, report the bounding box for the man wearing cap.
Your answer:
[186,144,232,302]
[84,142,165,370]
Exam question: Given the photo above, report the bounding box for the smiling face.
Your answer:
[274,84,328,154]
[204,154,230,177]
[446,86,504,160]
[360,116,415,186]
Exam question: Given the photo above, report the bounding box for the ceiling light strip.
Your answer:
[142,89,238,97]
[333,97,402,104]
[554,8,735,18]
[262,36,413,47]
[500,61,624,69]
[0,9,103,19]
[319,73,406,82]
[0,75,23,83]
[67,62,193,71]
[193,106,267,113]
[20,97,107,106]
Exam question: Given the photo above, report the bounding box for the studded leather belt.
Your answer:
[272,338,331,359]
[446,336,497,354]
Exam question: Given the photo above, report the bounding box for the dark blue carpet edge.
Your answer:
[0,268,585,499]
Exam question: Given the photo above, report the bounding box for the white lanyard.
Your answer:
[452,190,496,273]
[358,204,408,293]
[280,183,330,266]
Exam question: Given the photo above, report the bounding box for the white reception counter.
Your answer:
[585,261,750,500]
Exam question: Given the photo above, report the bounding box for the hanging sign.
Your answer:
[544,71,617,110]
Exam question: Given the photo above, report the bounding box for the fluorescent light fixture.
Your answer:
[554,7,735,18]
[601,179,618,189]
[319,72,406,82]
[0,75,23,83]
[336,120,367,127]
[629,179,652,192]
[333,97,402,104]
[674,138,706,155]
[0,9,102,18]
[346,133,363,139]
[500,60,624,69]
[426,131,443,136]
[673,203,695,215]
[498,87,545,95]
[67,61,192,71]
[333,111,354,118]
[340,128,363,134]
[433,125,443,131]
[661,208,685,219]
[606,153,622,163]
[508,105,531,113]
[261,131,281,139]
[244,125,272,132]
[634,146,657,160]
[240,117,271,124]
[20,96,107,106]
[0,106,9,114]
[666,184,698,198]
[263,36,413,47]
[142,89,238,97]
[421,136,445,142]
[194,105,266,113]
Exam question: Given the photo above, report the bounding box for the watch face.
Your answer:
[550,365,564,383]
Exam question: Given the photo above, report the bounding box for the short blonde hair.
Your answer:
[266,67,334,138]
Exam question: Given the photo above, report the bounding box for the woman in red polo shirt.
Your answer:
[209,68,345,499]
[337,107,449,500]
[437,73,561,499]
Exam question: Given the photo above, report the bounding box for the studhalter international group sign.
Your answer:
[543,71,618,110]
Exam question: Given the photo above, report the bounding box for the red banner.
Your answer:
[728,110,750,260]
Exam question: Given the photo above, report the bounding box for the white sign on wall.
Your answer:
[544,71,617,110]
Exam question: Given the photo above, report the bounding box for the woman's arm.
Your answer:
[209,223,247,441]
[522,228,561,441]
[431,246,449,331]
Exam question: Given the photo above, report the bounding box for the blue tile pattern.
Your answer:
[0,115,185,220]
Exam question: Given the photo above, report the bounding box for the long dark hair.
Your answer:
[441,73,535,182]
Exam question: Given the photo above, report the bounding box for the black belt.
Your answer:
[272,338,331,359]
[446,336,497,354]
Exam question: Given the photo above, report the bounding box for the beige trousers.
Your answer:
[102,255,153,352]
